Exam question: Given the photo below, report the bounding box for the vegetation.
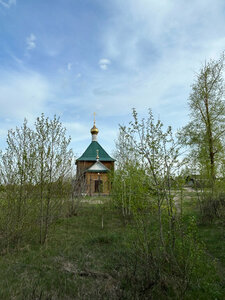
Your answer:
[178,54,225,222]
[0,202,224,299]
[111,107,225,299]
[180,54,225,188]
[0,54,224,299]
[0,114,74,251]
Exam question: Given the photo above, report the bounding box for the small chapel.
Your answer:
[75,119,115,196]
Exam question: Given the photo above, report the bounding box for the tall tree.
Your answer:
[113,109,181,247]
[113,126,140,169]
[35,114,73,244]
[0,120,37,248]
[180,54,225,187]
[0,114,74,249]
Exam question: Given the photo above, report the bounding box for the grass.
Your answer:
[180,189,225,265]
[180,188,225,291]
[0,202,127,299]
[198,224,225,264]
[0,194,224,299]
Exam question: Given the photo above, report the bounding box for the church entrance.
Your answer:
[95,180,103,193]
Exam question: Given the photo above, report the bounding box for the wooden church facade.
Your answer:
[75,122,115,196]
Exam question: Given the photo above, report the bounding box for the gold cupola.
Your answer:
[90,123,99,135]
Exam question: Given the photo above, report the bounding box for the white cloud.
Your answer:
[93,0,225,122]
[99,58,111,70]
[63,122,90,142]
[104,0,225,69]
[26,33,36,51]
[0,0,16,8]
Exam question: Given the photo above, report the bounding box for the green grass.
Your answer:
[0,196,224,299]
[198,224,225,262]
[180,189,225,290]
[180,190,225,265]
[0,203,127,299]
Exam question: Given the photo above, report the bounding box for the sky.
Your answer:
[1,0,225,158]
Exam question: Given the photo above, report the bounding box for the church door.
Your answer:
[95,180,103,193]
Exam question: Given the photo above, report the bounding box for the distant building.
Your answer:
[75,120,115,196]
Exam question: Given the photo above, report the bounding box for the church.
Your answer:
[75,120,115,196]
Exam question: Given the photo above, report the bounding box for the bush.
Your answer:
[112,213,223,299]
[201,192,225,223]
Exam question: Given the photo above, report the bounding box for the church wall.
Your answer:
[85,172,110,195]
[101,161,114,170]
[76,161,94,176]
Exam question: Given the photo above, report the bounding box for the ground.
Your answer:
[0,192,224,299]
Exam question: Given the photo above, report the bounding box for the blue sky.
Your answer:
[1,0,225,157]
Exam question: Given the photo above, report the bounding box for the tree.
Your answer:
[113,126,140,169]
[180,54,225,188]
[0,119,37,249]
[0,114,74,250]
[111,109,209,298]
[35,114,73,244]
[113,109,182,246]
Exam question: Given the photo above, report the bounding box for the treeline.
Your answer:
[0,114,74,250]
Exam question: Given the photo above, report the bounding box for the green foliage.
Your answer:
[179,53,225,187]
[35,114,73,244]
[111,107,225,298]
[112,162,151,216]
[178,54,225,223]
[112,108,181,209]
[109,210,224,299]
[0,203,223,300]
[0,114,74,251]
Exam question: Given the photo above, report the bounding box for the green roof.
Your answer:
[77,141,115,162]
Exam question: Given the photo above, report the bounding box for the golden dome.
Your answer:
[90,123,99,135]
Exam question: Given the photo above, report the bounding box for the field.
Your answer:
[0,193,224,299]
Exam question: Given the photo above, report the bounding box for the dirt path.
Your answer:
[173,187,196,214]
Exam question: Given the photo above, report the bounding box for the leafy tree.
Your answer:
[0,114,74,249]
[35,114,73,244]
[112,109,211,298]
[113,126,140,169]
[180,54,225,188]
[0,120,37,249]
[123,109,181,246]
[113,126,148,218]
[113,109,183,247]
[112,162,150,218]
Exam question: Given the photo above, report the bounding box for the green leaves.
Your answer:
[181,54,225,184]
[0,114,74,249]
